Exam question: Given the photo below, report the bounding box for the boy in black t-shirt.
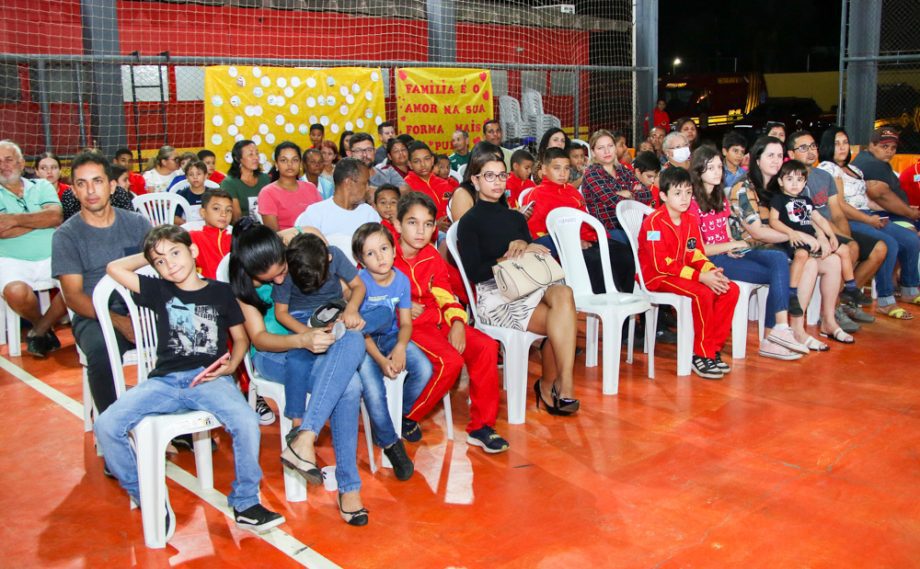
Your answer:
[94,225,284,536]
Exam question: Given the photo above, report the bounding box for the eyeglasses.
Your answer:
[793,143,817,153]
[476,172,510,183]
[351,146,375,155]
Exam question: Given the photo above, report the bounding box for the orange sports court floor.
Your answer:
[1,308,918,568]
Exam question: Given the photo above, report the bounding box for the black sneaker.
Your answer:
[255,395,276,426]
[466,426,510,454]
[309,299,347,328]
[840,287,872,307]
[45,330,61,351]
[788,295,804,317]
[713,352,731,373]
[234,503,285,533]
[402,417,422,443]
[26,333,51,358]
[692,355,723,380]
[382,440,414,481]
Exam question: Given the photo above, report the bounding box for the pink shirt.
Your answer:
[258,180,322,230]
[688,198,731,246]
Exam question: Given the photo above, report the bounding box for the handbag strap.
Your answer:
[510,254,555,287]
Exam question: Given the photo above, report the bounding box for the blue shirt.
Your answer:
[358,268,411,335]
[272,246,358,318]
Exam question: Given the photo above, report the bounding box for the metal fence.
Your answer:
[838,0,920,151]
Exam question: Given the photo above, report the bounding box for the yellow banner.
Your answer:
[395,68,493,154]
[204,66,386,169]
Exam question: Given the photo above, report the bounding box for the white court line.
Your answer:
[0,355,340,569]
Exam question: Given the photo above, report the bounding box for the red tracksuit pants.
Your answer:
[407,322,500,433]
[648,276,739,359]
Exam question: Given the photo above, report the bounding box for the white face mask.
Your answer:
[671,146,691,163]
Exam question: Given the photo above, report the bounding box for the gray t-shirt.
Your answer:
[370,166,405,189]
[271,246,358,318]
[851,150,908,203]
[52,208,152,296]
[803,166,838,221]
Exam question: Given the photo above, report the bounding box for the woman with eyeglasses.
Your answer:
[142,145,179,193]
[456,150,580,416]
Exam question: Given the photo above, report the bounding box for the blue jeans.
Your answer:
[284,330,366,494]
[94,370,262,511]
[709,249,790,329]
[851,215,920,302]
[357,334,433,447]
[253,344,365,495]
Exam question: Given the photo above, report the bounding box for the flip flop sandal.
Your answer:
[876,306,914,320]
[908,294,920,306]
[820,328,855,344]
[802,335,830,352]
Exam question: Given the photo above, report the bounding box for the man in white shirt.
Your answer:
[295,158,380,237]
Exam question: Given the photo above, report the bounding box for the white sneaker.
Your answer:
[758,340,802,361]
[766,326,809,354]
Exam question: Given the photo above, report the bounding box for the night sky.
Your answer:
[658,0,842,74]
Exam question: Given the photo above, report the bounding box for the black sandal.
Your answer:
[337,494,369,526]
[280,437,323,485]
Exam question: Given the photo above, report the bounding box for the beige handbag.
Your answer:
[492,252,565,301]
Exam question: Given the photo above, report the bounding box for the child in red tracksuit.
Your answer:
[638,166,739,379]
[189,189,233,279]
[393,192,509,454]
[404,141,454,243]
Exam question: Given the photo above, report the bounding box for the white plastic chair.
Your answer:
[445,224,545,424]
[518,186,536,206]
[546,208,654,394]
[0,286,52,357]
[617,201,694,377]
[499,95,530,139]
[731,281,769,359]
[132,193,192,226]
[93,267,218,549]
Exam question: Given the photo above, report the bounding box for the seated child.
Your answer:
[614,131,633,169]
[768,160,871,326]
[638,167,740,379]
[507,148,536,208]
[174,160,210,226]
[372,184,401,238]
[435,154,460,191]
[633,150,662,208]
[352,222,435,480]
[95,225,284,534]
[393,193,509,453]
[273,233,393,415]
[189,189,233,279]
[198,149,226,184]
[525,147,637,294]
[404,141,454,239]
[567,143,588,188]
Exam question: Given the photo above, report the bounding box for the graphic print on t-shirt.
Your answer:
[166,297,219,356]
[785,198,812,225]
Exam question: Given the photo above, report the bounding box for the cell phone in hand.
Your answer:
[192,352,230,385]
[733,247,751,257]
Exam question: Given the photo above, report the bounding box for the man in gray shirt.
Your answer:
[52,152,151,417]
[349,132,408,201]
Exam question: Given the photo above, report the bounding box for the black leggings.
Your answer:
[582,240,636,294]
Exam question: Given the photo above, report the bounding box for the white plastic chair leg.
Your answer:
[82,371,94,433]
[600,314,623,395]
[585,315,599,367]
[503,337,530,425]
[360,401,377,473]
[192,431,214,491]
[755,287,768,341]
[135,421,170,549]
[277,415,307,502]
[442,394,454,441]
[806,276,822,327]
[732,289,752,360]
[675,301,693,377]
[380,372,406,470]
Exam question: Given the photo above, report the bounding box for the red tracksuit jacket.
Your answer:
[525,179,596,242]
[637,207,715,287]
[393,241,467,329]
[405,172,454,221]
[190,225,232,279]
